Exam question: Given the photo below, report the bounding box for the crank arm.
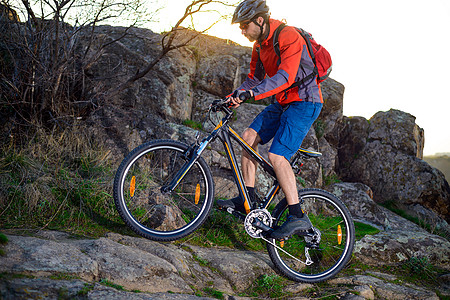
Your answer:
[225,207,246,221]
[252,219,273,233]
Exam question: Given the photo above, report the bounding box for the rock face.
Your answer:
[338,110,450,224]
[0,231,446,299]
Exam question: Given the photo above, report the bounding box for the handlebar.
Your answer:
[207,91,252,129]
[210,91,252,112]
[238,91,252,101]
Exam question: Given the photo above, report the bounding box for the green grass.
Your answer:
[0,233,8,244]
[0,128,128,238]
[182,119,203,130]
[77,283,95,296]
[323,173,342,186]
[314,119,325,139]
[342,255,447,289]
[99,278,124,290]
[247,274,288,298]
[0,232,7,256]
[400,256,439,284]
[202,287,224,299]
[380,200,447,239]
[354,221,380,240]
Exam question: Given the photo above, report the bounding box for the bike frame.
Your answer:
[218,123,281,214]
[164,104,286,215]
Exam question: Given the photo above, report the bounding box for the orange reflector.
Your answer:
[195,184,200,204]
[130,176,136,198]
[337,225,342,245]
[280,240,284,248]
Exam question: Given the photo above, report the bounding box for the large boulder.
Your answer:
[354,229,450,270]
[369,109,425,158]
[338,109,450,224]
[81,26,197,122]
[316,78,345,147]
[326,182,427,232]
[196,55,239,97]
[0,231,275,294]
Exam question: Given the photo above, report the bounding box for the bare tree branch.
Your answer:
[109,0,233,96]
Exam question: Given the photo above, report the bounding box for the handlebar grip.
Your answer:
[239,91,252,102]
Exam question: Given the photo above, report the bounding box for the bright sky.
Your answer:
[151,0,450,156]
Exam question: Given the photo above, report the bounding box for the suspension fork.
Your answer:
[161,138,210,193]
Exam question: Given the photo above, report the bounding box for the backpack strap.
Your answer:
[273,23,286,66]
[254,46,266,81]
[272,24,319,91]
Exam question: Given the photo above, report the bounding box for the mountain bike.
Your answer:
[113,97,355,283]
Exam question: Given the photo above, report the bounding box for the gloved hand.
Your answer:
[227,90,253,107]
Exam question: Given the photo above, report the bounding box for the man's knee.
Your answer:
[242,128,260,147]
[268,152,288,167]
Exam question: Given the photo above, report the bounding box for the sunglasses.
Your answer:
[239,21,251,30]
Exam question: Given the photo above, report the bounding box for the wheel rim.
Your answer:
[270,193,353,280]
[118,145,210,236]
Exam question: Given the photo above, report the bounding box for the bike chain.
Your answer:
[260,235,313,266]
[215,207,315,266]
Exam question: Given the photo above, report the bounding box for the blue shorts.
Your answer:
[249,101,322,161]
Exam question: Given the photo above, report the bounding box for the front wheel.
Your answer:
[266,188,355,283]
[113,140,214,242]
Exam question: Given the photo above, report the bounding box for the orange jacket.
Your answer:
[239,19,323,106]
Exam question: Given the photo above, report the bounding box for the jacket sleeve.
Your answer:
[237,44,266,91]
[251,28,305,101]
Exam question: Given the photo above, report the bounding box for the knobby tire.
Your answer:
[113,140,214,242]
[266,188,355,283]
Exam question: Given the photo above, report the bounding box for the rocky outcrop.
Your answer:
[338,110,450,225]
[1,230,447,299]
[0,230,271,296]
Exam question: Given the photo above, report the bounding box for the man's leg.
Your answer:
[241,128,261,188]
[267,101,322,239]
[268,152,298,205]
[269,152,312,239]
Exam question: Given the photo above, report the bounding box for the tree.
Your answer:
[1,0,152,127]
[111,0,234,95]
[0,0,234,130]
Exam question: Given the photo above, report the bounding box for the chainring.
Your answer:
[244,209,273,238]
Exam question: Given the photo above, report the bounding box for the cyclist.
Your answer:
[218,0,323,239]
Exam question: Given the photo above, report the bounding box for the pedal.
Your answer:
[219,207,245,221]
[294,230,311,237]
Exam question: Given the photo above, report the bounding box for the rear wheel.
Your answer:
[113,140,214,241]
[266,188,355,283]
